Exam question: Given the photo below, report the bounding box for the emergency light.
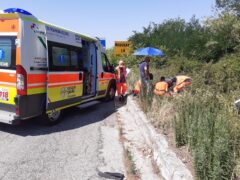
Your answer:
[3,8,32,15]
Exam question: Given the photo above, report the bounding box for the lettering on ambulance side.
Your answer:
[61,86,77,99]
[30,23,47,49]
[47,73,83,103]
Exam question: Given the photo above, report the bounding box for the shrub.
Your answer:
[174,91,238,179]
[127,55,240,179]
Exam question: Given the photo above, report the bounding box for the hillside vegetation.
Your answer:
[107,2,240,179]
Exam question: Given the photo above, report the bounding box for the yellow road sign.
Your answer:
[114,41,131,56]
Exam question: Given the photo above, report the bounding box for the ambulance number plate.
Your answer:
[0,88,9,101]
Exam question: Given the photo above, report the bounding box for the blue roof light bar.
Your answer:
[3,8,32,15]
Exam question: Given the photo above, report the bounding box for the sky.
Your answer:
[1,0,216,48]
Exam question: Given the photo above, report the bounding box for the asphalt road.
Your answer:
[0,100,118,180]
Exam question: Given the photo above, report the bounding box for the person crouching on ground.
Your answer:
[154,76,171,96]
[115,60,127,101]
[133,73,153,96]
[165,77,177,92]
[173,75,192,93]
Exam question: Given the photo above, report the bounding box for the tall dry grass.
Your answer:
[126,55,240,179]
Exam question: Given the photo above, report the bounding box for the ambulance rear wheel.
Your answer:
[43,110,61,125]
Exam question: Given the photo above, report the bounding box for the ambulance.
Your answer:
[0,8,116,125]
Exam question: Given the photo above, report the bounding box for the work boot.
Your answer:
[119,95,122,102]
[119,95,124,102]
[121,95,124,101]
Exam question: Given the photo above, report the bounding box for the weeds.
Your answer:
[126,149,138,175]
[126,55,240,179]
[174,91,237,179]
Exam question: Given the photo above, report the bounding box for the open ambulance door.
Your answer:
[89,42,98,95]
[45,26,84,124]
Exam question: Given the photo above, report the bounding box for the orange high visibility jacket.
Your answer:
[154,81,168,95]
[174,75,192,93]
[134,80,141,92]
[115,66,127,81]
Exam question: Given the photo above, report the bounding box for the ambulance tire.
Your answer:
[105,83,116,101]
[42,110,62,126]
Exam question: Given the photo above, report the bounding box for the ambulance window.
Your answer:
[52,47,70,67]
[77,50,84,71]
[48,41,83,71]
[0,36,16,69]
[101,53,110,72]
[71,51,78,66]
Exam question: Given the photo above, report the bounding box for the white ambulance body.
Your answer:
[0,8,116,125]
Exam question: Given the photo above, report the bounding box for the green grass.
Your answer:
[126,55,240,179]
[126,149,138,175]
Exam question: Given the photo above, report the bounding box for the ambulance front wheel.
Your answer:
[43,110,62,125]
[105,83,116,101]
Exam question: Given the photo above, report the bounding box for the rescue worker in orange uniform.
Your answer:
[133,80,141,96]
[115,60,127,101]
[173,75,192,93]
[154,76,170,96]
[133,73,153,96]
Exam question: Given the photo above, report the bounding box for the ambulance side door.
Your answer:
[97,53,115,96]
[46,41,83,111]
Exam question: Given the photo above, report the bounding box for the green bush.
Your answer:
[108,17,240,175]
[122,55,240,179]
[174,91,238,179]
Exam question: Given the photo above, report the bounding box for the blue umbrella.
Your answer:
[133,47,165,57]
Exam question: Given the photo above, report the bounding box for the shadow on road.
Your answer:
[0,100,116,137]
[114,94,130,109]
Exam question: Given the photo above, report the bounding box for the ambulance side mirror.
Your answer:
[108,65,115,73]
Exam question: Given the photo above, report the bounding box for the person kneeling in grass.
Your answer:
[173,75,192,93]
[154,76,171,96]
[133,73,153,96]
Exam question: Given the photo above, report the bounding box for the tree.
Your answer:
[204,13,240,59]
[216,0,240,15]
[129,17,208,60]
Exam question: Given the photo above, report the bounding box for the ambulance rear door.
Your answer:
[0,16,19,124]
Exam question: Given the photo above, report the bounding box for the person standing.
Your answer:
[115,60,127,101]
[139,56,150,81]
[139,56,151,95]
